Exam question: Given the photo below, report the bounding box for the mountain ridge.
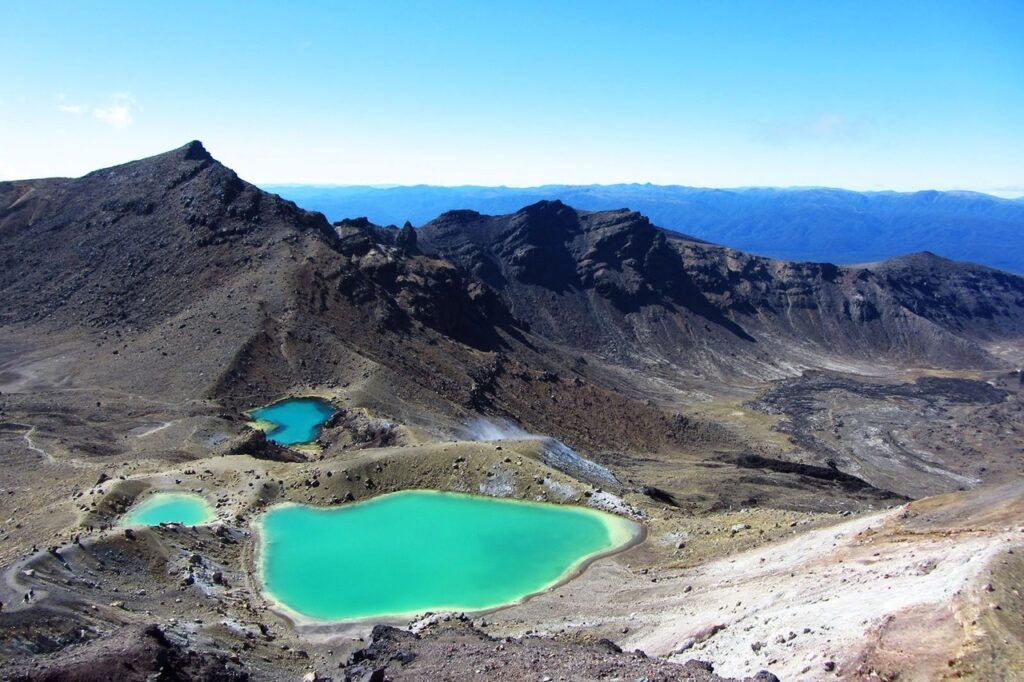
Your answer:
[2,141,1023,450]
[419,199,1024,377]
[265,182,1024,273]
[5,142,1023,386]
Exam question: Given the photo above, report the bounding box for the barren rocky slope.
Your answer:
[5,142,1022,405]
[419,201,1024,378]
[1,143,1023,680]
[0,142,709,456]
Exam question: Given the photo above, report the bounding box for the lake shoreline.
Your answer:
[251,489,646,631]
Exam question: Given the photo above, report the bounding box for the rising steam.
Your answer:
[458,417,620,487]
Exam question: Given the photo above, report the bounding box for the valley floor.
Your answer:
[0,335,1022,681]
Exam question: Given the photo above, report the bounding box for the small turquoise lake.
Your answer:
[249,397,336,446]
[124,492,216,526]
[257,490,638,622]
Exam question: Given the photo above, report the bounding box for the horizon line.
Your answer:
[255,181,1024,201]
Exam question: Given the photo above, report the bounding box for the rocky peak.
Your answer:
[872,251,953,272]
[431,209,483,227]
[506,200,580,240]
[0,142,336,328]
[81,140,217,184]
[334,216,375,229]
[575,208,701,311]
[396,221,418,253]
[869,250,1024,335]
[181,139,214,162]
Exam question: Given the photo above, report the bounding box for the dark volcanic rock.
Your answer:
[723,452,907,499]
[872,251,1024,338]
[420,201,1024,374]
[0,141,333,330]
[217,429,305,462]
[0,141,518,356]
[2,141,1022,453]
[4,143,1022,397]
[3,623,248,681]
[339,620,775,681]
[419,201,756,365]
[748,371,1018,497]
[673,239,1024,370]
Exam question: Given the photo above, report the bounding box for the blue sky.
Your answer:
[1,1,1022,194]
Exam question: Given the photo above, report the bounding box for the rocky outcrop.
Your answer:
[2,623,249,681]
[340,619,778,682]
[871,251,1024,338]
[216,429,305,462]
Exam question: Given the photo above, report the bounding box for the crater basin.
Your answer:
[123,492,216,527]
[257,490,639,622]
[248,397,336,446]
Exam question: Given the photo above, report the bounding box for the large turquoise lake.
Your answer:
[124,492,216,526]
[249,397,336,446]
[257,490,638,622]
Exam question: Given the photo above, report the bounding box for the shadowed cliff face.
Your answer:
[420,201,701,308]
[420,200,1024,374]
[673,241,1024,369]
[869,251,1024,338]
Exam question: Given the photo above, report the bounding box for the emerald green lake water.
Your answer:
[257,490,637,622]
[124,492,216,526]
[249,397,336,446]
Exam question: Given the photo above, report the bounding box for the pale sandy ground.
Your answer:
[484,480,1024,680]
[631,510,1012,679]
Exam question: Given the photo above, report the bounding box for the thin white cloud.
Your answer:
[985,185,1024,199]
[93,104,133,127]
[55,93,86,114]
[755,113,868,145]
[92,93,140,128]
[53,92,142,127]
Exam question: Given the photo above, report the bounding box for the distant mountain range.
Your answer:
[263,184,1024,274]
